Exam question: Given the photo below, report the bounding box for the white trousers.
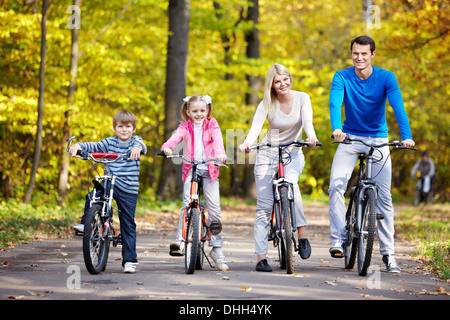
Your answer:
[254,149,307,256]
[176,168,223,248]
[328,135,395,256]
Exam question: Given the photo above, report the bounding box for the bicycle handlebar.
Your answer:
[157,151,230,167]
[331,134,417,151]
[248,139,322,151]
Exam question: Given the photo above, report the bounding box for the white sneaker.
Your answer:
[123,262,138,273]
[73,224,84,233]
[209,250,229,271]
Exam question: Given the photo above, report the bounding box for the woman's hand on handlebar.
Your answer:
[239,143,250,153]
[305,137,319,148]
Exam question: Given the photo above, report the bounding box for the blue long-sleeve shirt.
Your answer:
[329,66,412,140]
[79,136,147,194]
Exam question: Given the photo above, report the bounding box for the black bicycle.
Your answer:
[332,135,416,276]
[249,140,321,274]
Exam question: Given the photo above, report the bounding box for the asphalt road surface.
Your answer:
[1,203,448,306]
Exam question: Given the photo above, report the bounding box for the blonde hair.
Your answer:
[263,63,293,120]
[113,110,137,129]
[180,95,212,123]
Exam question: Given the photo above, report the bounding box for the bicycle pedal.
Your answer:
[376,214,384,220]
[74,231,83,237]
[330,252,344,259]
[169,250,184,257]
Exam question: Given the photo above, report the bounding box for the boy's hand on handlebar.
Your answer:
[332,129,346,142]
[130,146,142,160]
[239,143,250,153]
[68,143,81,157]
[163,148,173,156]
[401,139,415,148]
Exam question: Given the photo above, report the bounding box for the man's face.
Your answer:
[351,43,375,71]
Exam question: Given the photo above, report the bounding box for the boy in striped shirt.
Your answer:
[69,110,147,273]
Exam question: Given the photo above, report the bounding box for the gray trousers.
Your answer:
[176,168,223,247]
[328,135,395,256]
[254,149,307,256]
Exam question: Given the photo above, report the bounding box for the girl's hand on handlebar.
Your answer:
[217,154,228,163]
[69,143,81,157]
[163,148,173,156]
[239,143,250,153]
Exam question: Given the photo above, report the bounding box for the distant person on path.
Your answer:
[239,63,319,272]
[411,151,435,205]
[328,35,415,273]
[161,95,229,271]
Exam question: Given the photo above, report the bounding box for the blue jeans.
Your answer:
[82,187,138,266]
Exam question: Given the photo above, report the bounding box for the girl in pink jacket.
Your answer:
[161,95,229,271]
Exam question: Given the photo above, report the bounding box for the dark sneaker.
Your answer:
[298,238,311,259]
[255,259,272,272]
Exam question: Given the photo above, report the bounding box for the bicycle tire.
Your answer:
[196,210,207,270]
[83,204,110,274]
[273,213,287,269]
[344,196,358,270]
[280,187,294,274]
[357,189,377,276]
[185,208,200,274]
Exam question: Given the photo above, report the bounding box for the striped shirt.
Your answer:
[78,136,147,194]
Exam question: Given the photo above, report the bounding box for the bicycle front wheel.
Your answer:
[185,208,200,274]
[280,187,294,274]
[83,204,110,274]
[357,189,377,276]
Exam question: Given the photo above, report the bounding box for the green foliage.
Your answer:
[396,204,450,280]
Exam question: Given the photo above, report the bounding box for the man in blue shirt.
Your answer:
[328,35,415,273]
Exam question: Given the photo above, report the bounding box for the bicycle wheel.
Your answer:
[344,196,358,270]
[195,209,207,270]
[272,212,287,269]
[357,189,377,276]
[83,204,110,274]
[185,208,200,274]
[280,187,294,274]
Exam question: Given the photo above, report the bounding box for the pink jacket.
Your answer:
[161,118,226,182]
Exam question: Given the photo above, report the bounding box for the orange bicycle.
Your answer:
[157,152,228,274]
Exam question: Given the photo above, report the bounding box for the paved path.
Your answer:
[1,203,449,303]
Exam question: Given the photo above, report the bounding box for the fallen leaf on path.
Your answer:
[353,286,365,290]
[240,286,253,292]
[323,281,337,286]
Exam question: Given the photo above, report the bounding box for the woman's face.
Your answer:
[272,73,292,96]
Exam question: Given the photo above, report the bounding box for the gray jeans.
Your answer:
[328,135,395,256]
[176,168,223,248]
[254,149,307,256]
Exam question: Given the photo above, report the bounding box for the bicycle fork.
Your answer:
[273,180,297,251]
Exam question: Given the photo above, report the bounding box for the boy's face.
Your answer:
[113,121,135,141]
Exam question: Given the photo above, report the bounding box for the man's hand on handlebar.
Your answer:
[332,129,346,142]
[401,139,415,149]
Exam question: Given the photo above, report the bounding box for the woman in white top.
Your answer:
[239,63,319,272]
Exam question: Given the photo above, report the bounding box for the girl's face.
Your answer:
[272,73,292,96]
[186,100,208,125]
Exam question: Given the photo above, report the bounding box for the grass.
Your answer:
[395,203,450,280]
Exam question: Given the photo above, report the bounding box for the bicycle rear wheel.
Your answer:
[83,204,110,274]
[357,189,377,276]
[185,208,200,274]
[280,187,294,274]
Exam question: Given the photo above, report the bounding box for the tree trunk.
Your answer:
[24,0,50,203]
[58,0,80,206]
[157,0,190,198]
[243,0,260,199]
